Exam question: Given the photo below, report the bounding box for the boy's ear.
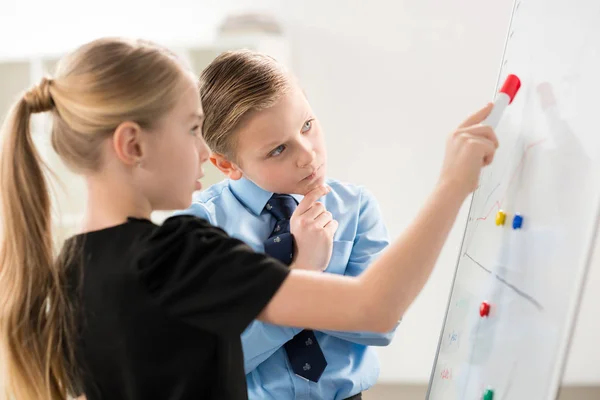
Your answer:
[210,153,243,180]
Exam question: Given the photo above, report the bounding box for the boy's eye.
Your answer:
[269,144,286,158]
[190,125,200,136]
[301,120,313,133]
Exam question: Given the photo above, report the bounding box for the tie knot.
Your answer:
[265,194,297,220]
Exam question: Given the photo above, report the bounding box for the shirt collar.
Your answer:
[229,177,304,216]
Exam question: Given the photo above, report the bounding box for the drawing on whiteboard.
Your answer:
[473,138,546,223]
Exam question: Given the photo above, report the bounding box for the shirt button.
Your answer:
[266,204,272,210]
[303,363,311,371]
[274,236,281,243]
[305,338,313,346]
[275,225,281,232]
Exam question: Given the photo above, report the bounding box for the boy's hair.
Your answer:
[0,37,191,399]
[200,49,290,158]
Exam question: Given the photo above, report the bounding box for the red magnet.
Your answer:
[479,301,491,317]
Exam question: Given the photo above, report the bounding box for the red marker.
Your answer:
[483,74,521,128]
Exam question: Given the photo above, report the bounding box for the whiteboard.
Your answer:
[427,0,600,399]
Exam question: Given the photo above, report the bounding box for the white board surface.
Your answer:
[427,0,600,399]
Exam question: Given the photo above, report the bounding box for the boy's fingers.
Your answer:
[296,185,330,215]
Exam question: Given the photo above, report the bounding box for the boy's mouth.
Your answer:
[302,164,323,182]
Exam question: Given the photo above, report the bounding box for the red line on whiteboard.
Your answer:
[476,138,547,221]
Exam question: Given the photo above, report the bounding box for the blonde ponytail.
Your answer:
[0,78,77,399]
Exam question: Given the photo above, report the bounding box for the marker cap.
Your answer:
[500,74,521,104]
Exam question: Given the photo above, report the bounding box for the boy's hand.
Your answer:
[290,185,338,271]
[438,103,499,196]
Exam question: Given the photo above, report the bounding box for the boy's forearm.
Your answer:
[242,320,301,373]
[320,319,399,346]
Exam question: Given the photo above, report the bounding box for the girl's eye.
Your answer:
[301,120,312,133]
[190,125,200,136]
[269,144,286,158]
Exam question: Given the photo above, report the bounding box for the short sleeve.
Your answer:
[136,215,290,335]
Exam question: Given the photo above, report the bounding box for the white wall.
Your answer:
[279,0,600,385]
[0,0,284,59]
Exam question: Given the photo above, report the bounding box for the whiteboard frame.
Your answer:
[425,0,599,397]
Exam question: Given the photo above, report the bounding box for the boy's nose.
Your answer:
[297,149,316,168]
[296,138,316,168]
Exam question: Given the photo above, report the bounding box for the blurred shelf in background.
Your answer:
[0,13,290,238]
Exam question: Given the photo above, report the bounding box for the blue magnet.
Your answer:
[512,214,523,229]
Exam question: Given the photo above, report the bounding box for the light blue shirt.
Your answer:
[177,177,398,400]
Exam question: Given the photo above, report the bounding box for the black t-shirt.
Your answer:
[63,215,289,400]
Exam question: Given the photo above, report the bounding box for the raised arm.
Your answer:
[259,103,498,332]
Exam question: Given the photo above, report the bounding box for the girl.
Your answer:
[0,37,497,400]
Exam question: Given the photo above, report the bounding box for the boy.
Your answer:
[180,50,398,400]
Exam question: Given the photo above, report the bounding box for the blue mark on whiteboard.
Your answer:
[449,332,458,343]
[446,330,460,349]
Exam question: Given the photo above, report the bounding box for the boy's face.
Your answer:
[228,83,327,195]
